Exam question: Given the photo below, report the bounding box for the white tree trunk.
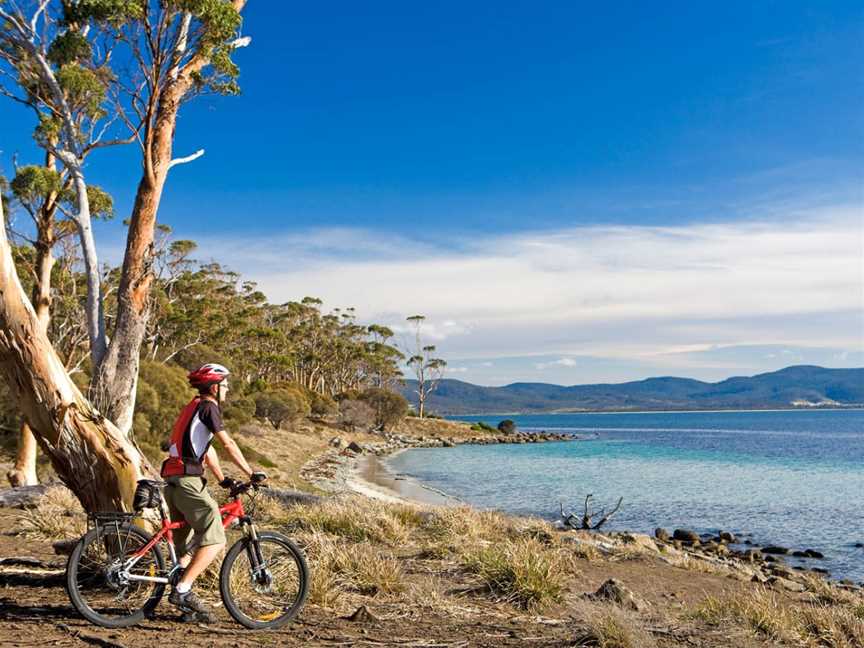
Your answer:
[0,194,152,511]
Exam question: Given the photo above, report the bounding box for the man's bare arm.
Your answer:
[204,445,226,482]
[213,430,254,478]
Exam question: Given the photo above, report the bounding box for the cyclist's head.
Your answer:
[188,363,230,401]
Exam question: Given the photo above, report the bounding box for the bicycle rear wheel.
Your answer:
[66,522,165,628]
[220,531,308,629]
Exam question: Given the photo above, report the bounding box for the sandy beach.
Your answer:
[345,450,459,507]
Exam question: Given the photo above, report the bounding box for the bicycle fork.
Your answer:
[243,523,272,589]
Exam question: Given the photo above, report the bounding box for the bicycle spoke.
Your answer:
[69,524,165,625]
[224,536,305,624]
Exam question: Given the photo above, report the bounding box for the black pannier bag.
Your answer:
[132,479,163,510]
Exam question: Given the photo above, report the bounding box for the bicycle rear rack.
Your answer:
[87,511,137,532]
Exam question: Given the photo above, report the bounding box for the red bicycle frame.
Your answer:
[131,497,246,559]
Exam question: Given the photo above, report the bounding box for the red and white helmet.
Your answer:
[188,363,230,389]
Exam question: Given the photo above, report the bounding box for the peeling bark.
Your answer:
[0,194,154,511]
[7,422,38,486]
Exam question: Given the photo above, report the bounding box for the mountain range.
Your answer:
[400,365,864,415]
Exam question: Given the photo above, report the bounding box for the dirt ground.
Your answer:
[0,502,794,648]
[0,419,850,647]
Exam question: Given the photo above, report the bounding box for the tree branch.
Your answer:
[167,148,204,169]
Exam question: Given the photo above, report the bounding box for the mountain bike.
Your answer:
[65,477,308,629]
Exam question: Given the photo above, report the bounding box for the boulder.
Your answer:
[769,576,806,593]
[587,578,648,612]
[803,549,824,559]
[743,549,764,562]
[347,441,364,454]
[719,531,736,543]
[673,529,700,544]
[654,528,670,542]
[329,436,344,448]
[762,545,790,555]
[345,605,379,623]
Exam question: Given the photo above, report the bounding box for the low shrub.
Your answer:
[255,388,310,428]
[338,399,375,432]
[358,387,408,430]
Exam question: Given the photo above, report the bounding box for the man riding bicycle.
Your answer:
[160,362,265,622]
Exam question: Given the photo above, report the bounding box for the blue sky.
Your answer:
[1,1,862,385]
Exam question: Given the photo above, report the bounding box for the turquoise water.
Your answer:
[387,410,864,582]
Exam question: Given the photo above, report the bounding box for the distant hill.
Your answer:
[400,366,864,415]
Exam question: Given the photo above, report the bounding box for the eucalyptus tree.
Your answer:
[405,314,446,418]
[0,0,250,512]
[3,162,110,485]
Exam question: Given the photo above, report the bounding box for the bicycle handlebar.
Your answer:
[228,478,268,499]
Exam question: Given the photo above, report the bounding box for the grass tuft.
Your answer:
[461,537,571,610]
[17,485,85,540]
[285,497,413,545]
[691,587,864,647]
[573,602,656,648]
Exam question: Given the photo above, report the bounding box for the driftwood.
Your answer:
[560,494,624,530]
[0,484,49,508]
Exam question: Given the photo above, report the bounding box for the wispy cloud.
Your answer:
[190,204,863,382]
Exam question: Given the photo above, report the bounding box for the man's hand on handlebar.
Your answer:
[219,477,241,490]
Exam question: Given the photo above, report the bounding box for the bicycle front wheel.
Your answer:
[220,531,309,629]
[66,523,165,628]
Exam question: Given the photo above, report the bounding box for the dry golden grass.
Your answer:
[573,601,656,648]
[284,497,417,545]
[691,586,864,648]
[17,485,85,539]
[461,537,573,610]
[300,531,404,607]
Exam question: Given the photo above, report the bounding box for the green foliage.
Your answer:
[34,114,62,148]
[63,0,145,25]
[254,388,310,429]
[471,421,496,433]
[10,166,63,204]
[359,388,408,430]
[338,399,375,432]
[48,31,92,66]
[133,361,194,454]
[309,392,337,417]
[497,419,517,435]
[223,393,255,427]
[56,64,106,118]
[86,185,114,219]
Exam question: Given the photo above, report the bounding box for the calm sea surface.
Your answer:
[387,410,864,582]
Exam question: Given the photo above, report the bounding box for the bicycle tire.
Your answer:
[219,531,309,629]
[66,523,166,628]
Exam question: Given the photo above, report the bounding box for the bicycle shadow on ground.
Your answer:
[0,596,77,620]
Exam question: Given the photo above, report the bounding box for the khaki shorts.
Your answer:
[164,476,226,556]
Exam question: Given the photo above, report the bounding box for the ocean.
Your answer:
[386,409,864,582]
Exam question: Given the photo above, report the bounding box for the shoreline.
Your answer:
[334,443,863,587]
[347,451,460,507]
[448,406,864,417]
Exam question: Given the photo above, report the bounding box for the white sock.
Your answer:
[176,581,191,594]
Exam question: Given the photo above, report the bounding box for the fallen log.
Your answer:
[0,484,48,508]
